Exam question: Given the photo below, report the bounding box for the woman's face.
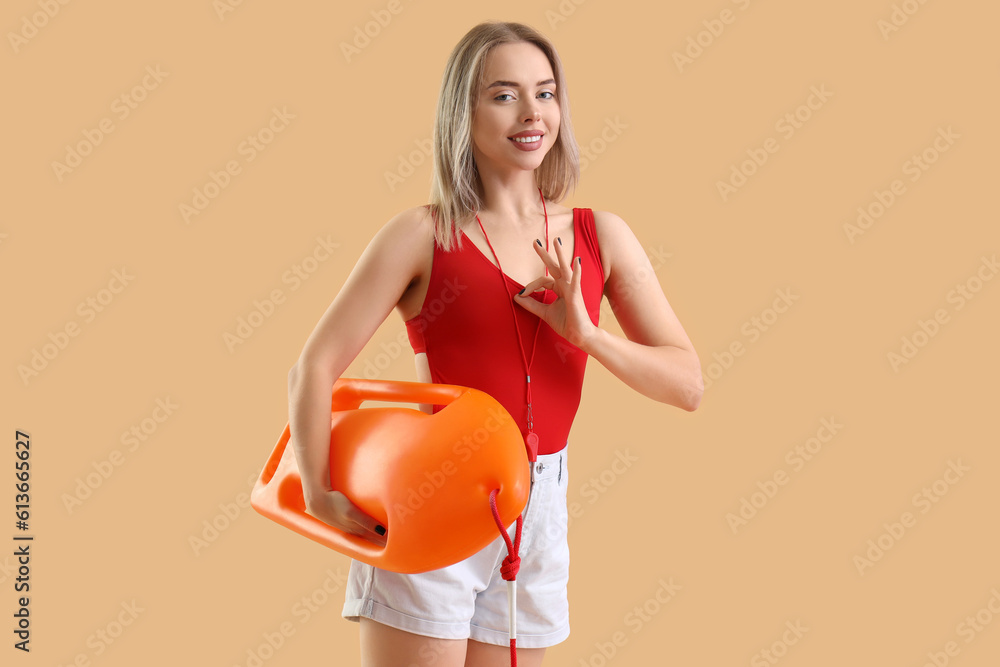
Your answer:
[471,41,560,177]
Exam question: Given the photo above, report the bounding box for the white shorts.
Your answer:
[342,445,570,649]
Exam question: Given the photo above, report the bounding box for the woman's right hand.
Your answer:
[303,487,388,548]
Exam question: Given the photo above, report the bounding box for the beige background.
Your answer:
[4,0,999,665]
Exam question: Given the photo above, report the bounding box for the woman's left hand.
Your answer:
[514,237,597,350]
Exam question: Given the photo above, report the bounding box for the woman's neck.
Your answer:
[477,182,545,229]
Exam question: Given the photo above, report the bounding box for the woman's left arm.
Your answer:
[582,210,703,411]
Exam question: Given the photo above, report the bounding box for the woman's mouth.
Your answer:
[508,134,543,151]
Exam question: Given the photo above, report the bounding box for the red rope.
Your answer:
[474,186,549,463]
[478,187,547,666]
[489,488,523,667]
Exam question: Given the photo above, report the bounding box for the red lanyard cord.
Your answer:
[476,186,549,667]
[474,187,549,455]
[490,489,522,665]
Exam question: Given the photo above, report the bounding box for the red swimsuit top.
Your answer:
[404,207,606,456]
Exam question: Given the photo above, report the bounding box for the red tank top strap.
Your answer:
[574,207,606,292]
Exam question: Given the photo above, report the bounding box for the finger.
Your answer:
[514,284,548,316]
[355,513,388,543]
[571,255,583,290]
[553,236,570,278]
[532,238,563,279]
[363,526,388,548]
[350,517,388,547]
[341,499,388,545]
[518,276,554,294]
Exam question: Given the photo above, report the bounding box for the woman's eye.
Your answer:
[494,91,555,102]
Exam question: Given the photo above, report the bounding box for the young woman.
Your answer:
[286,20,703,667]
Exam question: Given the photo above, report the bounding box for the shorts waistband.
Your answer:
[530,442,567,482]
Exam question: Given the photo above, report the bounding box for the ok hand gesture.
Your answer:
[514,237,596,350]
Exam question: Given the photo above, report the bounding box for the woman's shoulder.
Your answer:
[586,208,631,243]
[589,208,626,226]
[380,205,437,239]
[590,208,637,242]
[587,209,638,282]
[362,206,436,272]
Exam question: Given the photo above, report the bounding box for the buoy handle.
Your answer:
[331,378,469,411]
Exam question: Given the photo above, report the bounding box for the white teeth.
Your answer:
[511,135,541,143]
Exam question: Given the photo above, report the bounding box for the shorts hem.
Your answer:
[468,621,570,649]
[342,598,471,641]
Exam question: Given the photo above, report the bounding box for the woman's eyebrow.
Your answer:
[486,78,556,89]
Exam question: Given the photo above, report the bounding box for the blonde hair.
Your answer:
[427,21,580,251]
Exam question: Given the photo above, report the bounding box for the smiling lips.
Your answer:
[508,131,544,151]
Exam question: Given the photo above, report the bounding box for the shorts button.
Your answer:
[536,463,546,473]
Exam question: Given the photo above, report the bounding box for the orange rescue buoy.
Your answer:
[251,378,530,573]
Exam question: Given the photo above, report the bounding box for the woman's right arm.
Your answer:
[287,206,434,543]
